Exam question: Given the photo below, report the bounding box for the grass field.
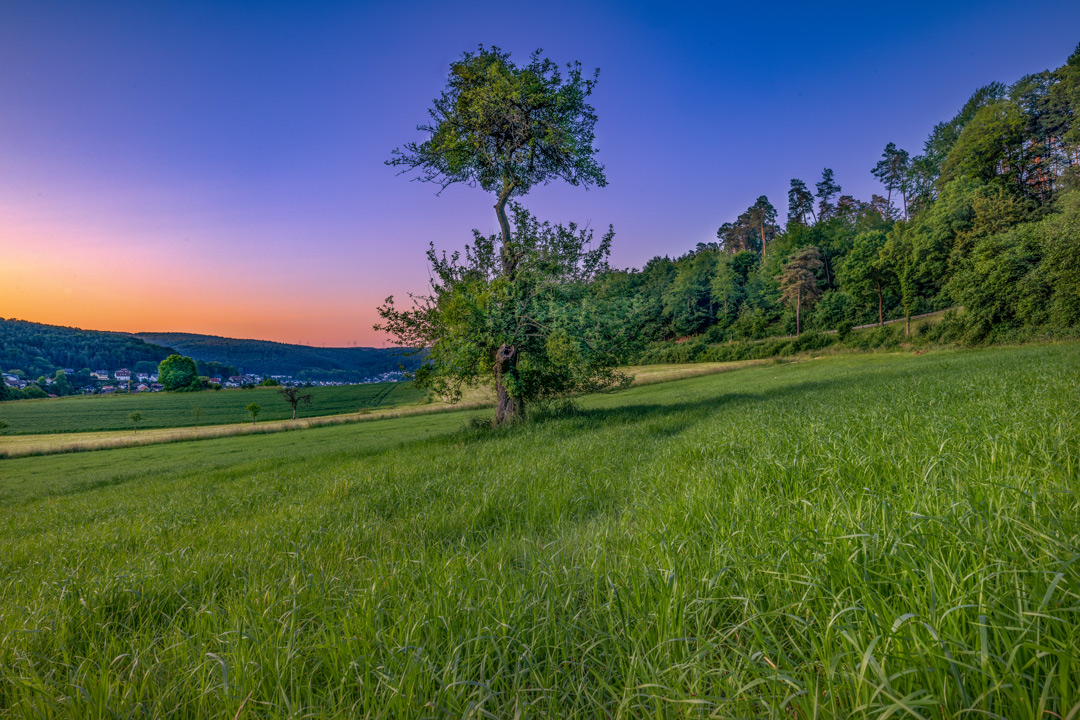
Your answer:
[0,381,427,435]
[0,361,768,458]
[1,344,1078,718]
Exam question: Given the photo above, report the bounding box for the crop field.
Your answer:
[0,381,427,435]
[1,344,1078,718]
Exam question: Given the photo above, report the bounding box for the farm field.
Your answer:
[1,344,1078,717]
[0,381,427,435]
[0,360,769,457]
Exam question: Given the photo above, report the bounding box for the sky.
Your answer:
[2,1,1078,347]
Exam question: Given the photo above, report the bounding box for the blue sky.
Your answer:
[2,1,1077,344]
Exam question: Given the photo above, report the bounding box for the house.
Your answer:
[114,369,132,383]
[92,370,110,381]
[136,384,150,392]
[2,374,19,387]
[136,372,150,382]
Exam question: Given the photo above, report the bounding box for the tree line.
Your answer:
[0,319,175,384]
[595,44,1080,351]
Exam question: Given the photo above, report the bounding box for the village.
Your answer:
[1,368,408,397]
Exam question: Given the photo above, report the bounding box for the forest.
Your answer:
[132,332,423,382]
[586,45,1080,362]
[0,319,175,384]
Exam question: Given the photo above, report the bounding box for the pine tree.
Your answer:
[777,247,824,336]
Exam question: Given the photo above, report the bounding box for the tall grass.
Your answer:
[0,344,1077,718]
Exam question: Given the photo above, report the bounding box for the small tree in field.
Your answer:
[129,411,142,434]
[191,405,202,427]
[377,205,630,422]
[246,403,261,425]
[777,246,824,336]
[278,387,313,420]
[388,46,607,424]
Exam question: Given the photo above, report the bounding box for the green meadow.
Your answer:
[1,344,1078,718]
[0,381,426,435]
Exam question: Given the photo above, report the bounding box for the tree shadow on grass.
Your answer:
[10,359,936,506]
[515,377,846,445]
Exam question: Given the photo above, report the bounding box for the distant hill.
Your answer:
[0,319,419,384]
[133,332,420,382]
[0,318,176,380]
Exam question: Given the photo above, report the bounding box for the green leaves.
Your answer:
[377,205,626,411]
[158,354,202,393]
[388,46,606,197]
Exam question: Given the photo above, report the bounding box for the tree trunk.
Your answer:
[760,219,767,263]
[292,406,297,420]
[494,182,516,276]
[494,344,522,424]
[492,181,523,425]
[877,282,884,327]
[906,311,911,337]
[796,288,801,337]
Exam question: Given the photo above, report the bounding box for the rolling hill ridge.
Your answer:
[0,319,418,383]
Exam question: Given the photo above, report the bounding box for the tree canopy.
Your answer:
[157,355,202,392]
[388,45,606,253]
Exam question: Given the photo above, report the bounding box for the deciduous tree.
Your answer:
[387,47,608,423]
[278,387,313,420]
[158,355,201,392]
[840,230,893,326]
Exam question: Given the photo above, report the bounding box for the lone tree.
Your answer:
[387,46,607,424]
[158,355,202,392]
[278,387,313,420]
[777,246,824,336]
[191,404,202,427]
[246,403,261,425]
[377,205,630,423]
[129,411,142,434]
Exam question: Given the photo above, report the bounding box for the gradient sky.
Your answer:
[2,1,1078,346]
